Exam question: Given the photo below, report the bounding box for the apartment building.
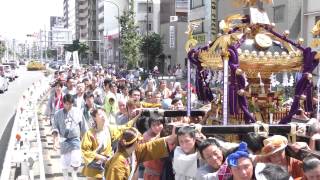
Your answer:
[160,0,188,73]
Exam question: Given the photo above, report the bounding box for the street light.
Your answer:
[102,0,121,66]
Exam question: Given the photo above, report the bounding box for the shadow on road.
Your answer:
[0,112,16,176]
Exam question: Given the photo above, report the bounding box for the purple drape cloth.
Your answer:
[228,47,239,115]
[261,25,319,124]
[304,83,314,112]
[280,48,319,124]
[229,46,256,123]
[187,48,213,102]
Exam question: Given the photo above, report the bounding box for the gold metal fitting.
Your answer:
[300,95,307,101]
[245,27,252,34]
[236,69,243,75]
[297,38,304,45]
[237,89,246,96]
[283,30,290,37]
[306,73,313,81]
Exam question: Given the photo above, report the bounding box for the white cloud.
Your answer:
[0,0,63,42]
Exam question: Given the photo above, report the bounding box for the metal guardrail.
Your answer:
[0,76,50,180]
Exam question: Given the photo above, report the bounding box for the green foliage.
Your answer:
[0,43,5,59]
[119,0,141,69]
[45,49,57,59]
[140,32,163,70]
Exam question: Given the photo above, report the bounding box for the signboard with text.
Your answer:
[169,26,175,48]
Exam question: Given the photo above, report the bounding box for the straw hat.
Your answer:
[261,135,288,156]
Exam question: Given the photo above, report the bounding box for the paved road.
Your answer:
[0,67,43,137]
[0,66,44,173]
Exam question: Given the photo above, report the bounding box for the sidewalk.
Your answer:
[37,96,86,180]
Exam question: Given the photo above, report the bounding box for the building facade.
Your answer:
[97,0,128,66]
[63,0,77,39]
[160,0,188,74]
[302,0,320,48]
[64,0,99,64]
[49,16,65,49]
[134,0,161,35]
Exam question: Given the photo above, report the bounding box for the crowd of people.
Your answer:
[45,66,320,180]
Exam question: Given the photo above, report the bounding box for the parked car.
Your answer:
[0,74,9,93]
[1,65,15,81]
[9,61,19,67]
[19,60,26,65]
[3,63,18,78]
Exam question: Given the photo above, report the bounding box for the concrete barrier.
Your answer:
[0,75,51,180]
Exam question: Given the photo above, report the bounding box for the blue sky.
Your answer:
[0,0,63,42]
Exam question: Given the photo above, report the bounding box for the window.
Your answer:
[273,5,285,23]
[148,6,152,13]
[316,16,320,24]
[148,23,152,31]
[191,19,204,34]
[138,3,147,12]
[190,0,204,9]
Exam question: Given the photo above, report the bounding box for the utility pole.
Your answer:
[98,31,101,65]
[40,30,43,62]
[146,0,149,71]
[12,39,16,61]
[44,28,48,62]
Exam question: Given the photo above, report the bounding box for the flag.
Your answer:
[65,51,72,65]
[73,51,80,68]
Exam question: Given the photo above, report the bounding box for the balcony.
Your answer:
[136,12,153,21]
[79,20,87,26]
[98,23,104,31]
[98,1,104,9]
[79,2,88,10]
[80,28,88,35]
[98,11,104,20]
[176,1,188,13]
[79,11,88,18]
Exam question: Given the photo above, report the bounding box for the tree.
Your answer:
[119,0,141,69]
[140,32,163,70]
[78,42,89,64]
[45,49,57,59]
[0,43,5,59]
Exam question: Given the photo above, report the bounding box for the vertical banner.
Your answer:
[72,51,80,68]
[169,26,175,48]
[211,0,217,40]
[65,51,72,65]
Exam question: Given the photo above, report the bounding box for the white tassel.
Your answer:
[206,70,212,83]
[217,71,223,84]
[211,71,217,82]
[270,73,277,87]
[282,72,288,87]
[289,74,294,87]
[244,73,249,87]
